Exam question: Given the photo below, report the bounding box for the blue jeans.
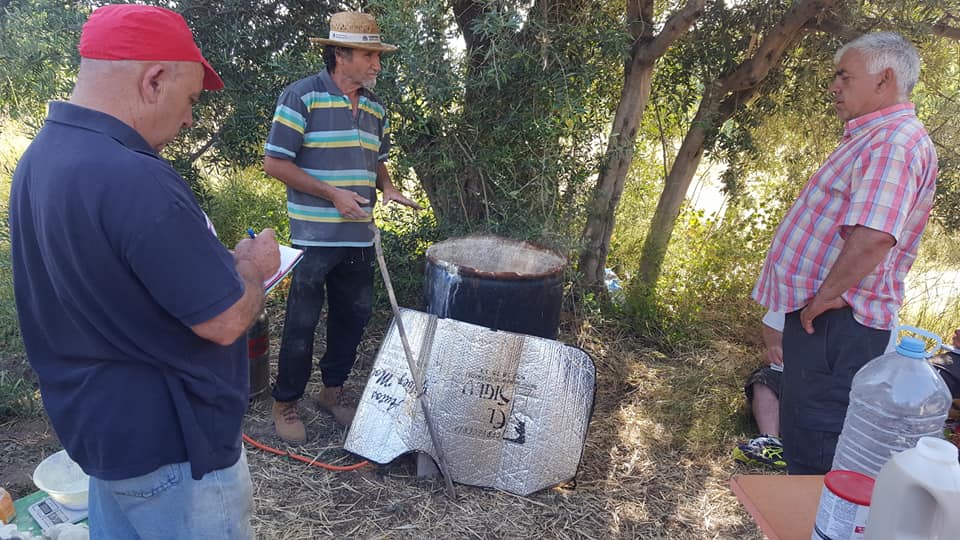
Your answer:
[88,450,253,539]
[273,246,374,402]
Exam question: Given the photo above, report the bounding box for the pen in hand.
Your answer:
[240,227,281,282]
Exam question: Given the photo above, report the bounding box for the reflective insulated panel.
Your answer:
[345,308,596,496]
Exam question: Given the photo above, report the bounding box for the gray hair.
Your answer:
[835,32,921,97]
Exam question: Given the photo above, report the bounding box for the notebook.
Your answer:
[264,245,304,293]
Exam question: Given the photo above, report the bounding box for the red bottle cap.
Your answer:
[824,469,875,506]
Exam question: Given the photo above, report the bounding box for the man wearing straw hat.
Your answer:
[264,11,420,443]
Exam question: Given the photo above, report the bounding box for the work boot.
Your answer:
[317,386,357,427]
[272,400,306,444]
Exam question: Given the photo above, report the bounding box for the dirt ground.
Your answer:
[0,310,768,539]
[0,416,59,499]
[0,353,60,500]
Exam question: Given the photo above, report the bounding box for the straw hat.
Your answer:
[309,12,397,53]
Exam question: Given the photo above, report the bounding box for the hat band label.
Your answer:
[329,30,382,44]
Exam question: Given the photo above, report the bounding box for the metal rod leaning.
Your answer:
[370,224,457,499]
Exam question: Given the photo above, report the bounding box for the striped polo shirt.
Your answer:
[264,70,391,247]
[753,103,937,329]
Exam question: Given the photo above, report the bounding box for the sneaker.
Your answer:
[733,435,787,468]
[317,386,357,427]
[272,400,306,443]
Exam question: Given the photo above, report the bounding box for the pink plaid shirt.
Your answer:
[753,103,937,330]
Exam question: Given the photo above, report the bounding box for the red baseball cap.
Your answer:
[78,4,224,91]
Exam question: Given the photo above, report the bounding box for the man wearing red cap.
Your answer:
[264,11,420,442]
[9,5,277,538]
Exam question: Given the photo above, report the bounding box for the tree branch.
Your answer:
[450,0,491,52]
[933,15,960,41]
[804,17,859,40]
[808,13,960,42]
[637,0,705,64]
[187,126,224,165]
[719,0,837,95]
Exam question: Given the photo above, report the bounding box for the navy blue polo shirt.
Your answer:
[9,102,248,481]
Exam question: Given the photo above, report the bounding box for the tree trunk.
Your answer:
[445,0,589,227]
[634,0,837,291]
[578,0,705,292]
[637,96,715,287]
[578,53,655,289]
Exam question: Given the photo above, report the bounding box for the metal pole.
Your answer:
[370,225,457,499]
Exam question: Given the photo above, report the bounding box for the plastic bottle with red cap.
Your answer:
[811,469,874,540]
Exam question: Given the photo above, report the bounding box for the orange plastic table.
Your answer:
[729,474,824,540]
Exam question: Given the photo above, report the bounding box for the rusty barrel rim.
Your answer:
[425,235,567,281]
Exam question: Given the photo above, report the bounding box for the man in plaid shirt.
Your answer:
[752,32,937,474]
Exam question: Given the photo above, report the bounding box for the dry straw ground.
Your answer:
[0,297,774,539]
[240,304,770,539]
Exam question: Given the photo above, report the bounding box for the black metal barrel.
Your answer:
[424,236,566,339]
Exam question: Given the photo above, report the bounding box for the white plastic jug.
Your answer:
[864,437,960,539]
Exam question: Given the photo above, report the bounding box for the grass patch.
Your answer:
[1,122,27,358]
[197,165,290,247]
[0,358,40,421]
[0,246,22,357]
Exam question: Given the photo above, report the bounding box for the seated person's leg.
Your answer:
[734,366,786,468]
[752,383,780,438]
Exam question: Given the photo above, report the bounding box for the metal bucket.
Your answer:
[424,236,566,339]
[247,310,270,401]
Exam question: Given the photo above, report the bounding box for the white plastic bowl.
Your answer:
[32,449,89,510]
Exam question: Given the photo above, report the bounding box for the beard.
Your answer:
[363,77,377,90]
